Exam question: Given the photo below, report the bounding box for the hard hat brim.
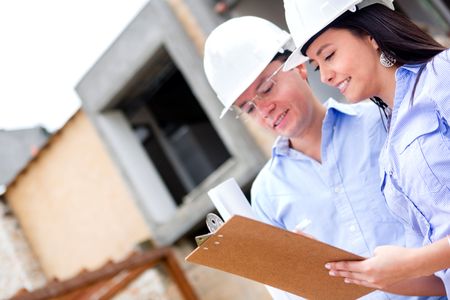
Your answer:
[283,47,309,71]
[219,106,230,119]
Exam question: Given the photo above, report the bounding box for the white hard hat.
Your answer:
[204,16,294,118]
[283,0,395,71]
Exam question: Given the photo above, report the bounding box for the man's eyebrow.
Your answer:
[252,62,282,93]
[237,101,246,109]
[255,69,272,90]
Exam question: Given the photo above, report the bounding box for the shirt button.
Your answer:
[334,186,344,193]
[349,225,357,232]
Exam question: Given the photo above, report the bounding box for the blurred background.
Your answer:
[1,0,449,299]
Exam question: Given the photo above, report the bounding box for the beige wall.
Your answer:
[5,111,150,280]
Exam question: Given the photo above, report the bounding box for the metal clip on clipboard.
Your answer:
[195,213,224,246]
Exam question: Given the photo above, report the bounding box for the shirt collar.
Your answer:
[271,136,290,157]
[396,63,424,77]
[324,98,359,117]
[271,98,358,159]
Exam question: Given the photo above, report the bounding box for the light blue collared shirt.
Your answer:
[252,99,441,299]
[380,49,450,295]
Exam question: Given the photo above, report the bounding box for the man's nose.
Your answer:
[256,101,276,120]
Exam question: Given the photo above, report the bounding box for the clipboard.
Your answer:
[186,215,374,299]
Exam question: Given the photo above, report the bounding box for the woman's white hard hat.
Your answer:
[283,0,394,71]
[203,16,295,118]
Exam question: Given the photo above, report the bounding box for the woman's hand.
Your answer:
[325,245,421,289]
[325,237,450,294]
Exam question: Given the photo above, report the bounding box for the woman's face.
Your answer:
[306,28,384,103]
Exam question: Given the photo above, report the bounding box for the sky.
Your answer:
[0,0,149,132]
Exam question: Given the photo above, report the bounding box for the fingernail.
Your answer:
[329,271,335,276]
[344,278,350,283]
[324,263,331,269]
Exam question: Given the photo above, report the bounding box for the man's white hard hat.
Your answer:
[204,16,294,118]
[283,0,395,71]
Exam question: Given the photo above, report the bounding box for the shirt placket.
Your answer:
[381,69,414,227]
[320,121,369,256]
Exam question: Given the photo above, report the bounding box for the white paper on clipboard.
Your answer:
[207,178,257,221]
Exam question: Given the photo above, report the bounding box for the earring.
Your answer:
[380,51,396,68]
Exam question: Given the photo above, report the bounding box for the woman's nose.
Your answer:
[320,65,335,86]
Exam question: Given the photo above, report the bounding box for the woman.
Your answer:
[283,0,450,296]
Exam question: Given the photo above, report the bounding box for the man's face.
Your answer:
[234,61,317,140]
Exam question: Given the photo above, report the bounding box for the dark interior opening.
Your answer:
[118,53,230,206]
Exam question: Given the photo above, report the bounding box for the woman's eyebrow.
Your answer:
[315,43,332,57]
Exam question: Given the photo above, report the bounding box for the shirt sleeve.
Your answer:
[430,49,450,121]
[426,49,450,191]
[250,171,285,229]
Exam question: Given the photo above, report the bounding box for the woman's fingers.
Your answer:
[325,260,366,273]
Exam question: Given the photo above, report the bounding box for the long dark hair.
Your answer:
[303,4,447,127]
[305,4,446,65]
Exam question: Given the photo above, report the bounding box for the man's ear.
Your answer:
[296,63,308,80]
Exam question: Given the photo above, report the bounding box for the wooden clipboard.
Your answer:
[186,215,374,299]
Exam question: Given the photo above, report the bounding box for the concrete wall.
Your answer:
[0,127,48,186]
[5,111,151,280]
[75,0,267,246]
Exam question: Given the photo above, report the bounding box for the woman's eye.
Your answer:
[310,61,319,72]
[311,51,334,72]
[324,52,335,61]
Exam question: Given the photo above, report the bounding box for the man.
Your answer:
[203,16,443,299]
